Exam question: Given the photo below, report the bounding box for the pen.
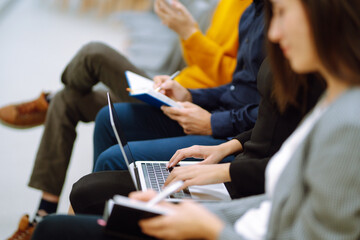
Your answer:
[169,70,181,80]
[155,70,181,92]
[146,180,184,207]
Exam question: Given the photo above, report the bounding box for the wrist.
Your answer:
[221,140,243,156]
[180,25,198,40]
[220,163,231,182]
[184,89,192,102]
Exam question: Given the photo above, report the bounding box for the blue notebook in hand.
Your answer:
[125,71,182,108]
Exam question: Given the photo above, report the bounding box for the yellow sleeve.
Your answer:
[179,30,238,87]
[176,0,252,89]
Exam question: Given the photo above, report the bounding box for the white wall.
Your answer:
[0,0,128,237]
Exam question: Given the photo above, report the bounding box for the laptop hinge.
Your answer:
[134,165,142,191]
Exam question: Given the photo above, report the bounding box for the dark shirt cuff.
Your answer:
[211,111,233,138]
[233,129,252,146]
[188,89,205,106]
[229,158,267,198]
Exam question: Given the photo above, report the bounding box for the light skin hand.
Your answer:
[139,200,224,240]
[154,0,198,40]
[129,189,158,202]
[153,75,192,102]
[164,163,231,190]
[167,139,243,168]
[129,190,224,239]
[161,102,212,135]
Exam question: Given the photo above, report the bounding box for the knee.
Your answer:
[94,149,128,172]
[70,174,96,213]
[48,89,82,123]
[78,41,110,60]
[70,172,118,215]
[94,105,110,135]
[76,41,125,65]
[95,106,110,126]
[93,152,108,172]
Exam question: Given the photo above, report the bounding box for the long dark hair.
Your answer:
[265,0,360,112]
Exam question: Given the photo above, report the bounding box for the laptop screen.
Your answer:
[107,93,135,162]
[107,92,139,190]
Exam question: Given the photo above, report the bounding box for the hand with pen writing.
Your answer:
[153,75,191,102]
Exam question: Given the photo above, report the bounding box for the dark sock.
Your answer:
[45,93,53,103]
[34,199,58,223]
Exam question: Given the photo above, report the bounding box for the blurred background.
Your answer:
[0,0,149,238]
[0,0,218,237]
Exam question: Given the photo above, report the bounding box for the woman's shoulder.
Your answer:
[327,88,360,122]
[314,88,360,137]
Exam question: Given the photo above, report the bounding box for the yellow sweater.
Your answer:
[176,0,253,89]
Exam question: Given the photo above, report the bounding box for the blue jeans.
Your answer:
[93,103,234,171]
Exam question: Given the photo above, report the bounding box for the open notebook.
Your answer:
[125,71,182,108]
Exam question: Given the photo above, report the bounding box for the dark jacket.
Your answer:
[226,59,325,199]
[190,0,265,138]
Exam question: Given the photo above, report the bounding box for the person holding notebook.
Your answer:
[32,0,360,238]
[91,0,265,174]
[68,0,267,214]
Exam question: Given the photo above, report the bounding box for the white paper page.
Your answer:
[126,71,154,91]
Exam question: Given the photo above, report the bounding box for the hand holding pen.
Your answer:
[154,71,180,92]
[126,70,180,95]
[153,72,192,102]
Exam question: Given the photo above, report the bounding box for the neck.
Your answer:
[320,69,350,105]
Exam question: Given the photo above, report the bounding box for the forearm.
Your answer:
[218,140,243,158]
[217,163,231,183]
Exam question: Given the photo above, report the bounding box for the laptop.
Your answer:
[107,92,231,201]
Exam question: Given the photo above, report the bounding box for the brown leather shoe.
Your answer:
[7,214,35,240]
[0,92,49,129]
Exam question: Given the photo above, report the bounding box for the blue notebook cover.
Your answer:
[125,71,181,108]
[131,92,172,108]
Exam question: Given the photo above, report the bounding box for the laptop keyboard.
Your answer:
[142,162,191,199]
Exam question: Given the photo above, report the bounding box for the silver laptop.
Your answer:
[107,92,231,201]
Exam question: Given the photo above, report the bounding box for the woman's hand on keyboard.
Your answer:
[163,163,231,190]
[167,145,225,168]
[167,139,243,168]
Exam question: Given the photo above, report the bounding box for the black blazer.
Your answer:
[226,59,324,199]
